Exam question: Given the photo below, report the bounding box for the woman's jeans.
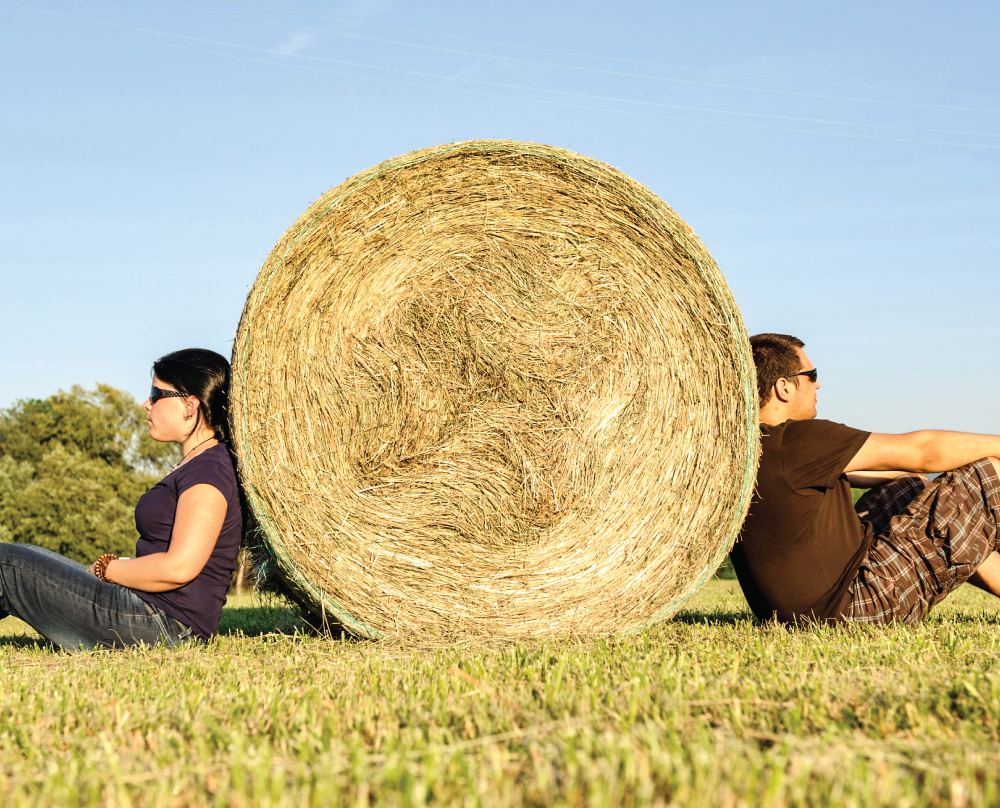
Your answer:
[0,544,194,651]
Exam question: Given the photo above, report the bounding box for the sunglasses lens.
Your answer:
[150,386,161,403]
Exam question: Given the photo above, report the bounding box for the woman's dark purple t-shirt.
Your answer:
[133,444,242,639]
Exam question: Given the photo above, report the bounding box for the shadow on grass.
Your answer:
[219,592,757,638]
[218,604,355,640]
[218,605,305,637]
[0,635,52,650]
[670,609,754,626]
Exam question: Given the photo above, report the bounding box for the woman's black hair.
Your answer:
[155,348,252,549]
[152,348,231,442]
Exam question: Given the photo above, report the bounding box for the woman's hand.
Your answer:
[103,484,228,592]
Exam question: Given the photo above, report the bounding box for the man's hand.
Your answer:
[846,431,1000,475]
[845,470,929,489]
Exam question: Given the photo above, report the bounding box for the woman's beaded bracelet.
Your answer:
[94,554,118,583]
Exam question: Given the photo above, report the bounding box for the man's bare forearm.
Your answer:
[847,431,1000,474]
[846,470,927,488]
[913,431,1000,473]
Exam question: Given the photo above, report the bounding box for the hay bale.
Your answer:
[231,140,758,639]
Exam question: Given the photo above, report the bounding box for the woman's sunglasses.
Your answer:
[149,386,189,404]
[784,368,819,384]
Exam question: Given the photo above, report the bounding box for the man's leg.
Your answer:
[966,458,1000,596]
[967,552,1000,596]
[854,474,928,534]
[844,457,1000,624]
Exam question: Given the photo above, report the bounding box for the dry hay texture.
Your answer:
[232,140,758,640]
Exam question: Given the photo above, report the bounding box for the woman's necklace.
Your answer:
[174,436,216,469]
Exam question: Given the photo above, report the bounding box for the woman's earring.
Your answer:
[184,413,193,421]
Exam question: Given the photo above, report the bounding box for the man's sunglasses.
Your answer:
[785,368,818,384]
[149,386,189,404]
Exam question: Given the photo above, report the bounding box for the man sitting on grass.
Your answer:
[730,333,1000,624]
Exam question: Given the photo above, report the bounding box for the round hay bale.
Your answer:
[231,140,758,639]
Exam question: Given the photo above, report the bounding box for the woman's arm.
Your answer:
[99,484,228,592]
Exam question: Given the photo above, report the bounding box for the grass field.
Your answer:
[3,580,1000,807]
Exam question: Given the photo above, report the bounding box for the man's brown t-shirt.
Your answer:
[731,419,872,623]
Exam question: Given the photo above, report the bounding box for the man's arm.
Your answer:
[845,431,1000,475]
[845,470,928,488]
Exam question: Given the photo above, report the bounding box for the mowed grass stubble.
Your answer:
[1,583,999,806]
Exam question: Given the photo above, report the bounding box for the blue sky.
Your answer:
[2,0,998,434]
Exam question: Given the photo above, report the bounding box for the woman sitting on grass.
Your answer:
[0,348,243,650]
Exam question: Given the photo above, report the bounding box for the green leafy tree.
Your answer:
[0,386,180,563]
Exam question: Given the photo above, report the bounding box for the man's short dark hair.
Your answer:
[749,333,805,410]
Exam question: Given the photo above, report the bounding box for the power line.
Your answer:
[206,0,1000,103]
[135,0,1000,113]
[6,3,1000,140]
[100,3,1000,139]
[3,6,998,150]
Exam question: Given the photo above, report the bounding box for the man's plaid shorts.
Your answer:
[843,458,1000,624]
